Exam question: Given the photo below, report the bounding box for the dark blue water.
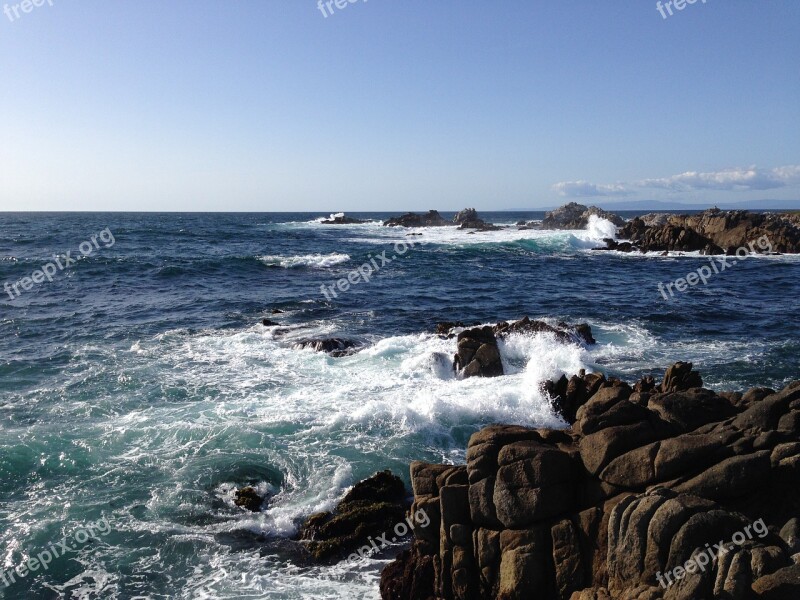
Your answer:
[1,212,798,599]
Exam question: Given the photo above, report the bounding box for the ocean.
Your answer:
[1,211,799,599]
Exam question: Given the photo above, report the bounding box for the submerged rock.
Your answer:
[234,486,264,512]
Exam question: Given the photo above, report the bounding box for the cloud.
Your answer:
[552,181,631,198]
[637,165,800,191]
[552,164,800,197]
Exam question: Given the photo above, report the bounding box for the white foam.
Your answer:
[257,253,350,269]
[585,215,618,241]
[117,322,595,541]
[309,212,345,223]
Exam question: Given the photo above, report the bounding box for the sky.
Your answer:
[0,0,798,212]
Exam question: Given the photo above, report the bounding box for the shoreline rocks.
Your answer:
[608,208,800,254]
[379,363,800,599]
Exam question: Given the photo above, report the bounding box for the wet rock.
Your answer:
[454,326,503,378]
[593,238,636,253]
[436,321,465,336]
[262,318,279,326]
[292,338,359,357]
[380,541,437,600]
[300,470,409,562]
[494,316,595,346]
[459,219,503,231]
[320,214,367,224]
[384,210,450,227]
[234,486,264,512]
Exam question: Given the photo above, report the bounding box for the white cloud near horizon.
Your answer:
[551,181,632,197]
[553,164,800,198]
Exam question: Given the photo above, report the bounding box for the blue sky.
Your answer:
[0,0,798,211]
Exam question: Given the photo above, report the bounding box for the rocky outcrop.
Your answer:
[383,208,503,230]
[380,364,800,599]
[615,209,800,254]
[454,326,504,378]
[459,220,503,232]
[542,203,625,230]
[451,208,503,231]
[384,211,450,227]
[320,214,367,224]
[300,470,410,561]
[454,209,480,225]
[292,338,359,357]
[453,318,596,379]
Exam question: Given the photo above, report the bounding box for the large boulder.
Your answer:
[454,326,504,378]
[300,470,409,562]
